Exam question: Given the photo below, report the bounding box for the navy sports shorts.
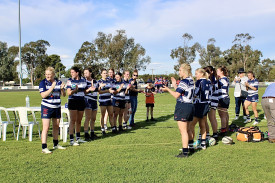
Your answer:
[68,99,86,111]
[218,97,230,109]
[112,99,126,109]
[246,95,259,103]
[174,102,194,122]
[146,103,154,108]
[84,98,98,111]
[41,105,61,119]
[99,100,112,106]
[194,103,209,118]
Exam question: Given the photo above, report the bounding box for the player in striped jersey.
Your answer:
[39,67,66,154]
[204,66,219,139]
[162,64,194,158]
[188,68,210,151]
[122,70,132,129]
[83,68,98,141]
[244,71,259,125]
[67,66,88,146]
[217,66,230,135]
[113,72,131,131]
[98,69,116,134]
[103,69,116,130]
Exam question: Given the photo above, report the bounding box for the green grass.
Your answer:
[0,89,274,182]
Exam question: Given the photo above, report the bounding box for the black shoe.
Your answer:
[118,126,124,132]
[151,118,157,121]
[101,131,106,135]
[189,148,195,155]
[212,134,218,140]
[85,134,90,141]
[90,134,98,140]
[146,118,149,122]
[175,153,188,158]
[112,127,118,134]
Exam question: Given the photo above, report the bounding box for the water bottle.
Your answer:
[25,95,30,107]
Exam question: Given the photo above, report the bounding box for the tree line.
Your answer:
[0,31,274,86]
[171,33,275,81]
[0,30,151,86]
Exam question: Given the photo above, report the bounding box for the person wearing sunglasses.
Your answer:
[128,70,143,128]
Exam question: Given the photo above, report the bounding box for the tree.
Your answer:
[196,38,223,67]
[254,58,275,81]
[0,42,15,86]
[8,46,19,83]
[21,40,50,87]
[46,54,66,78]
[74,30,151,77]
[223,43,262,79]
[170,33,197,72]
[74,41,103,76]
[232,33,255,71]
[268,66,275,81]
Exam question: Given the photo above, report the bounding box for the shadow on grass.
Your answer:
[75,113,175,142]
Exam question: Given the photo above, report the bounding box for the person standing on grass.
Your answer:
[122,70,132,129]
[188,68,210,152]
[39,67,66,154]
[217,66,230,136]
[244,71,259,125]
[144,79,157,121]
[204,66,219,139]
[103,69,116,131]
[129,70,144,128]
[261,83,275,143]
[83,68,98,141]
[66,66,88,146]
[98,69,116,134]
[162,64,194,158]
[112,72,131,132]
[233,68,248,120]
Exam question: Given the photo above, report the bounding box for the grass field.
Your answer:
[0,88,274,182]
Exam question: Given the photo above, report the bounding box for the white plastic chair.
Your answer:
[15,107,41,141]
[0,107,16,141]
[60,108,70,142]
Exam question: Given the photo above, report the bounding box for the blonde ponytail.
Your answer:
[180,63,192,77]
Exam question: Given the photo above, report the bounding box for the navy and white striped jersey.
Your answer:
[123,79,130,100]
[107,77,115,84]
[209,76,219,99]
[113,81,127,100]
[247,78,259,97]
[97,79,115,103]
[85,79,98,101]
[218,77,229,99]
[39,79,63,108]
[66,77,87,100]
[175,77,194,103]
[194,78,211,104]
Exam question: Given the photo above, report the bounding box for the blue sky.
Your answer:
[0,0,275,75]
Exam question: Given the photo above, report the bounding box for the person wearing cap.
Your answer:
[261,83,275,143]
[144,79,157,121]
[233,68,248,120]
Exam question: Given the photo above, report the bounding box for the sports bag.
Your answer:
[236,127,263,142]
[239,83,248,98]
[240,90,248,98]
